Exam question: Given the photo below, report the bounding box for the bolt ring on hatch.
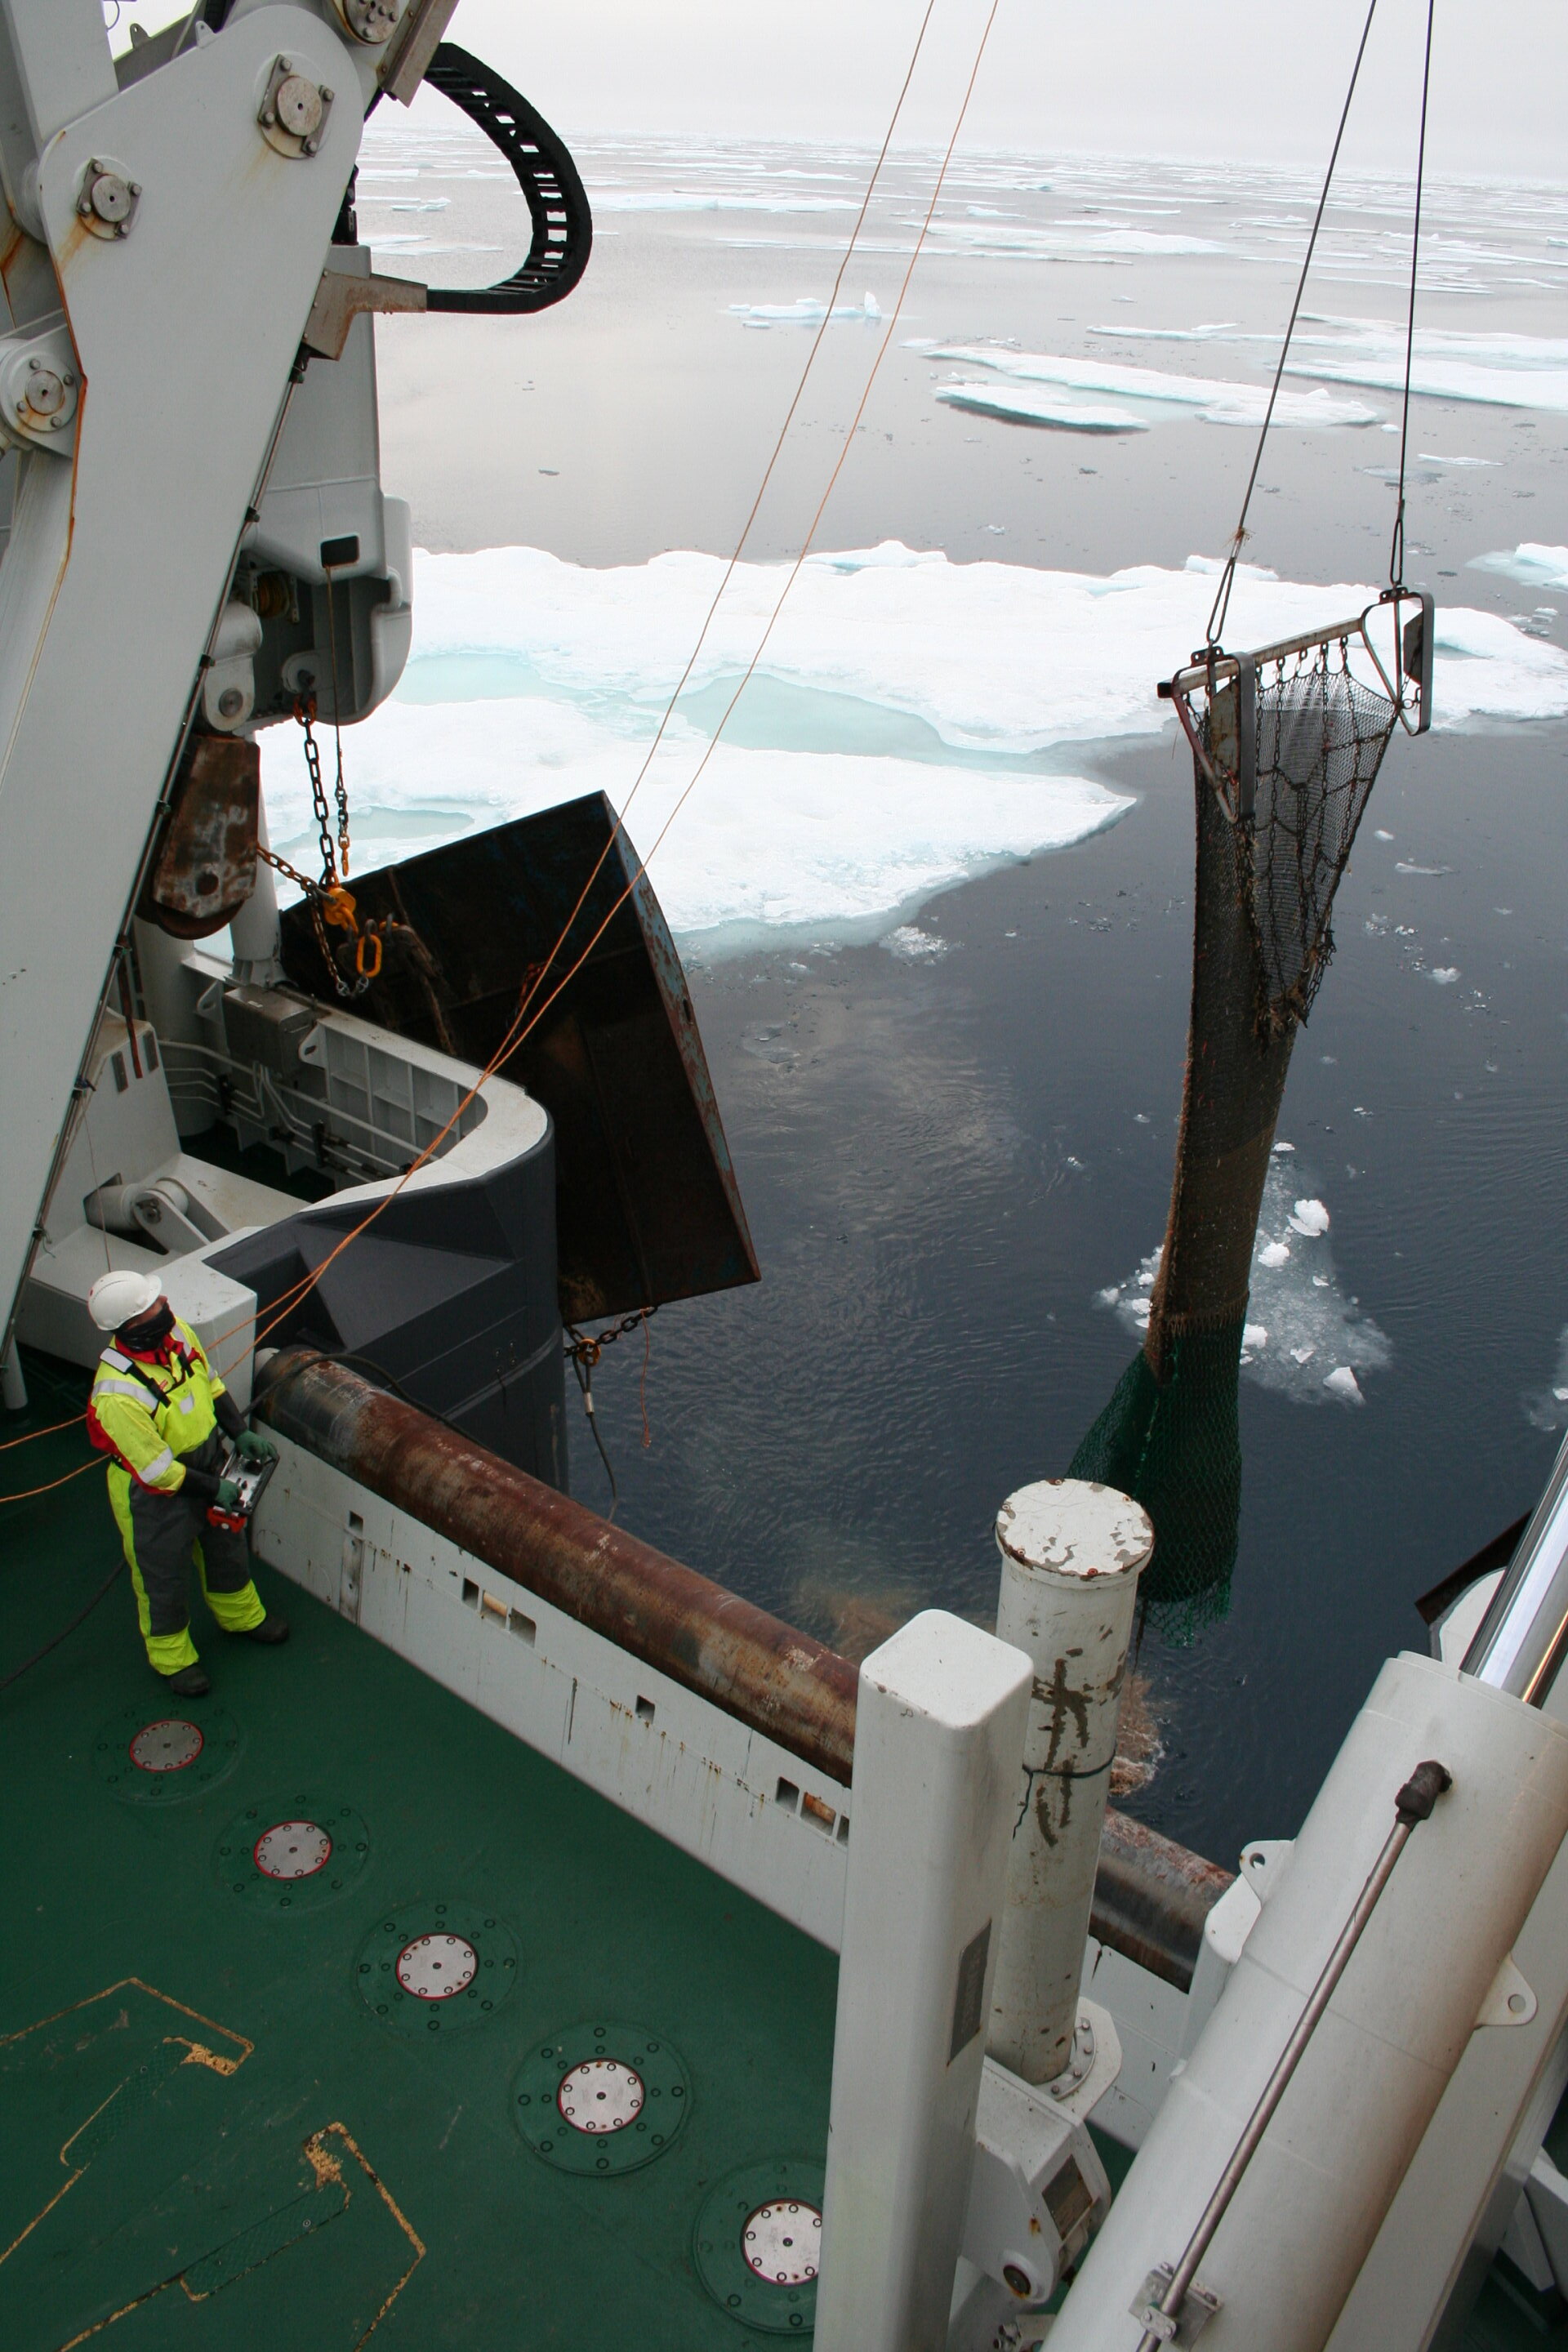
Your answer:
[514,2021,690,2176]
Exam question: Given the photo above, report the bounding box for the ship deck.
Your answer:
[1,1352,838,2350]
[1,1347,1562,2350]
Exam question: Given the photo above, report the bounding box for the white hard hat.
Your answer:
[87,1269,164,1331]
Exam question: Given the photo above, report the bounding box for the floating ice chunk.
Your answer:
[1089,321,1241,342]
[1099,1164,1386,1403]
[1324,1366,1363,1404]
[937,382,1149,434]
[1418,452,1498,467]
[1395,862,1453,876]
[1282,318,1568,412]
[728,291,882,324]
[922,344,1383,429]
[1374,828,1395,840]
[920,221,1227,260]
[1271,1140,1296,1153]
[883,924,947,960]
[1430,967,1461,984]
[1290,1199,1330,1236]
[1471,545,1568,593]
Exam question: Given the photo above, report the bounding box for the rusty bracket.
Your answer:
[302,267,427,360]
[380,0,462,104]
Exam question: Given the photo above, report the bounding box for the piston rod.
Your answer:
[1132,1761,1451,2351]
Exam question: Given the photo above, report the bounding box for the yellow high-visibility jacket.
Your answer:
[87,1318,225,1494]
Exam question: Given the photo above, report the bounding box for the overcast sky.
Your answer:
[442,0,1566,180]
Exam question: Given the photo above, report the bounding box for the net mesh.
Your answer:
[1069,1321,1243,1645]
[1205,641,1397,1036]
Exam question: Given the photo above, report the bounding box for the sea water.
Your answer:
[282,122,1568,1864]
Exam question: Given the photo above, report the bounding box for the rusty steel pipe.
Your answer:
[255,1349,1233,1980]
[1093,1809,1235,1991]
[256,1348,859,1780]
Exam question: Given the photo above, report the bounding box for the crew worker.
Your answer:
[87,1270,286,1697]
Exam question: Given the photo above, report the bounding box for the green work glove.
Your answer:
[215,1477,242,1512]
[236,1429,278,1463]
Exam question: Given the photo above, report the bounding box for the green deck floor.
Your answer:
[1,1356,837,2349]
[7,1349,1568,2350]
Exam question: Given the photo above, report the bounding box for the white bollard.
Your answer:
[815,1609,1033,2352]
[988,1479,1152,2084]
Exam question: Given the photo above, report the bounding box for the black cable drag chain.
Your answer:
[422,44,591,314]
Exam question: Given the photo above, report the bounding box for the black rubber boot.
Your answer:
[163,1661,211,1697]
[241,1614,290,1646]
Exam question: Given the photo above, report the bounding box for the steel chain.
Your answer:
[296,695,337,887]
[563,1307,655,1371]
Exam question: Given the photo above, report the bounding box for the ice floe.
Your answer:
[1097,1160,1389,1404]
[936,383,1148,434]
[917,344,1382,429]
[728,292,882,326]
[1472,545,1568,593]
[259,542,1568,950]
[1281,318,1568,412]
[1084,315,1568,411]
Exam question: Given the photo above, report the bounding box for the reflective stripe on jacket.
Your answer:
[87,1318,226,1493]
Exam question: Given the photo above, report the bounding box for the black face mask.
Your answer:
[121,1303,175,1353]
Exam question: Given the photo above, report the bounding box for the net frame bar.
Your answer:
[1160,588,1434,822]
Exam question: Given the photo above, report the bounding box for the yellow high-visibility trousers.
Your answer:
[107,1437,265,1675]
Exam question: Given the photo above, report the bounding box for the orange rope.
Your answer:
[0,1459,98,1503]
[4,0,1002,1426]
[1,1412,86,1450]
[205,2,978,1377]
[238,11,1001,1370]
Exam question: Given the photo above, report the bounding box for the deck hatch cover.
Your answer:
[356,1901,518,2034]
[513,2020,689,2175]
[130,1717,203,1772]
[694,2157,826,2332]
[95,1704,241,1804]
[215,1793,371,1912]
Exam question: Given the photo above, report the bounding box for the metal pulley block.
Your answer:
[0,324,79,454]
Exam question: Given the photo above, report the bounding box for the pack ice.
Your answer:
[259,543,1568,949]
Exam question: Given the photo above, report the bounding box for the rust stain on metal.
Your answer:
[258,1352,1231,1971]
[1091,1807,1234,1992]
[140,733,260,938]
[258,1351,858,1782]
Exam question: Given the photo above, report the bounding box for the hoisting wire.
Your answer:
[215,0,1007,1392]
[1389,0,1436,594]
[2,0,1004,1468]
[483,0,946,1055]
[1206,0,1380,650]
[564,1309,657,1512]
